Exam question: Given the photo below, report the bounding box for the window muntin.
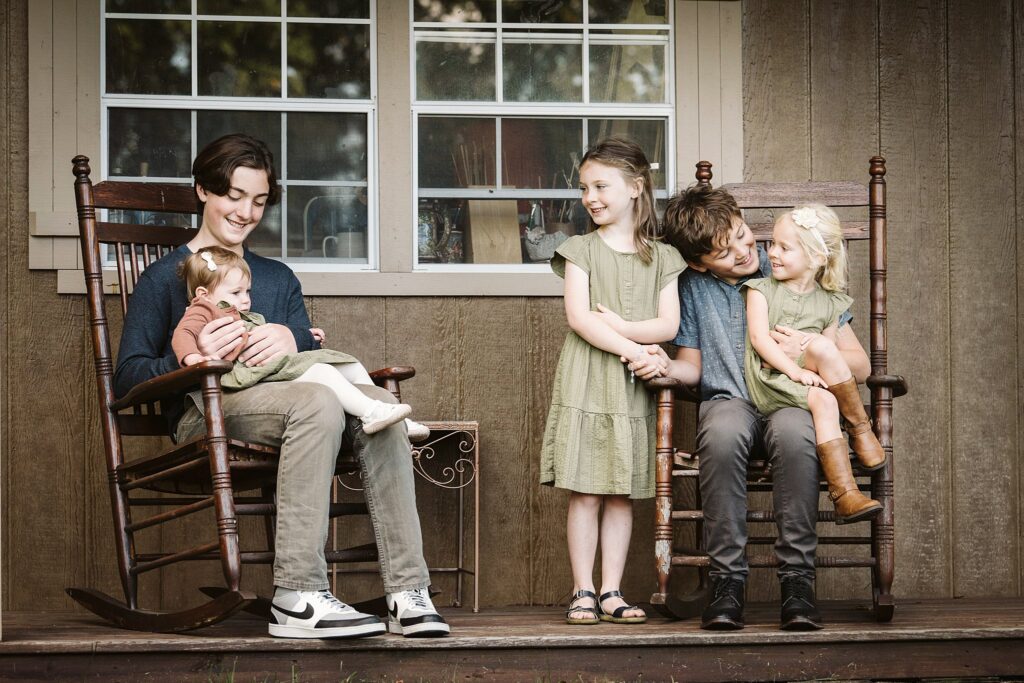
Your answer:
[412,0,672,268]
[101,2,375,268]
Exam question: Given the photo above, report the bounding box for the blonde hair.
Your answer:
[178,246,251,299]
[787,204,848,292]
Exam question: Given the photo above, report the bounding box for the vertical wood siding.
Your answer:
[2,0,1024,611]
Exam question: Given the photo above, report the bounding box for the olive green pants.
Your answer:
[175,380,430,593]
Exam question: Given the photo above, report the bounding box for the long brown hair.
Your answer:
[579,137,660,263]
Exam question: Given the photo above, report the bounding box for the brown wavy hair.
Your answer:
[662,184,742,263]
[580,137,660,263]
[191,134,281,211]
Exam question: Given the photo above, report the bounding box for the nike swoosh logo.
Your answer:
[389,601,399,618]
[274,602,315,620]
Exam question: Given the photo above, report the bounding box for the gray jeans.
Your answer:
[697,398,819,582]
[175,381,430,593]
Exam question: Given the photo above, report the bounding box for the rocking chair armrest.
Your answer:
[109,360,235,411]
[866,374,908,399]
[369,366,416,384]
[644,376,702,403]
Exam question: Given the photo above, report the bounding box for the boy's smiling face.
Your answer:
[687,214,758,284]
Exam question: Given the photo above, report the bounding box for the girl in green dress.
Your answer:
[540,138,685,625]
[743,205,884,524]
[172,247,429,438]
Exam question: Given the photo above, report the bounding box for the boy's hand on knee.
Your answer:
[770,325,811,360]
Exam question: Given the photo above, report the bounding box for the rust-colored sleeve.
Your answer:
[171,298,247,365]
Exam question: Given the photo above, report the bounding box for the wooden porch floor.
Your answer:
[2,598,1023,682]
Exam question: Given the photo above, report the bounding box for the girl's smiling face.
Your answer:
[768,213,818,285]
[196,166,270,252]
[201,266,252,312]
[578,160,641,231]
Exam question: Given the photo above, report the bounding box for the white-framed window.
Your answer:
[411,0,674,270]
[101,0,377,270]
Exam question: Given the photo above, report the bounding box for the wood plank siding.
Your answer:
[1,0,1023,615]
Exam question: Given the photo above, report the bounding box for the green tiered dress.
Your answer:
[540,232,686,499]
[741,277,853,415]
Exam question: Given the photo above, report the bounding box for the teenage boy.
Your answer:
[627,184,870,630]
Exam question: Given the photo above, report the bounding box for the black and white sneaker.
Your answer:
[386,588,450,637]
[269,588,386,639]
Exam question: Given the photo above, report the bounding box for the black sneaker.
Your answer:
[701,577,745,630]
[780,575,823,630]
[269,588,386,639]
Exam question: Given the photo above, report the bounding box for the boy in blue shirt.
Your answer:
[628,185,870,630]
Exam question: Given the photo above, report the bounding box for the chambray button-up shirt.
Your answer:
[673,245,850,403]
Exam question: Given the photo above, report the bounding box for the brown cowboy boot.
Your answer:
[828,377,885,470]
[817,439,882,525]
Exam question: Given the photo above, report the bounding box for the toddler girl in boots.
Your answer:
[743,205,883,523]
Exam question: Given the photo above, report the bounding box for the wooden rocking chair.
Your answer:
[66,156,415,633]
[647,157,907,622]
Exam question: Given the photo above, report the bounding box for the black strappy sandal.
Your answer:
[598,590,648,624]
[565,589,600,625]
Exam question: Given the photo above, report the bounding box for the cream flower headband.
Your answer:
[200,251,218,271]
[790,207,830,256]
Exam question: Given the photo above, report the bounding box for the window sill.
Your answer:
[56,269,565,297]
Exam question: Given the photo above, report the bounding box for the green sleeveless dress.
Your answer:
[741,277,853,415]
[539,232,686,499]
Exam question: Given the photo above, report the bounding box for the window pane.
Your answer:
[287,186,368,262]
[287,24,370,99]
[198,0,280,15]
[288,0,369,18]
[418,117,495,188]
[106,0,190,12]
[106,19,190,95]
[590,0,668,24]
[198,22,281,97]
[108,109,192,178]
[503,41,581,102]
[287,113,366,181]
[501,118,580,189]
[588,118,666,189]
[196,110,282,166]
[589,43,665,103]
[413,0,496,22]
[243,203,283,258]
[501,0,581,23]
[416,39,495,101]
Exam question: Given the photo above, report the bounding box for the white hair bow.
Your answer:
[200,251,218,271]
[791,207,829,256]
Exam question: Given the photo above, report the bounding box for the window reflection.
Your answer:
[416,40,495,101]
[198,21,281,97]
[108,109,191,178]
[502,0,581,23]
[287,24,370,99]
[106,19,190,95]
[503,42,582,102]
[413,0,496,22]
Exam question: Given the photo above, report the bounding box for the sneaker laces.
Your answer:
[404,588,431,611]
[314,590,351,611]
